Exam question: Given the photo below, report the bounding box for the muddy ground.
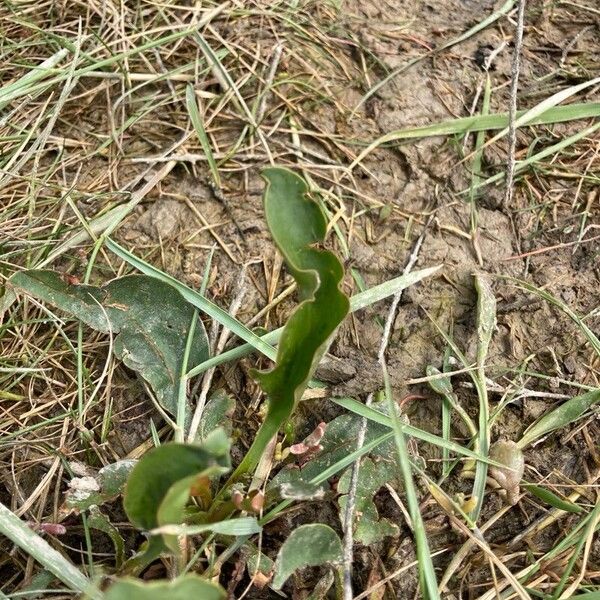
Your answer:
[2,0,599,598]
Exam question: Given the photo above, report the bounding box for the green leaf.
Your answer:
[65,460,135,512]
[10,272,209,418]
[523,484,583,514]
[270,409,391,492]
[105,576,225,600]
[88,506,125,568]
[272,524,343,590]
[230,167,350,480]
[518,389,600,449]
[196,389,235,442]
[124,439,230,533]
[338,456,400,545]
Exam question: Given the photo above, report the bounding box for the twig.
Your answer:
[341,215,433,600]
[187,264,248,442]
[256,43,283,125]
[504,0,526,207]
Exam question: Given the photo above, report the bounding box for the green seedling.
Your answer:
[225,167,350,483]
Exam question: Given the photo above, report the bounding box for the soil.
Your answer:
[2,0,599,598]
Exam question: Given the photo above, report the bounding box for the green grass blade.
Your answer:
[332,398,499,466]
[382,366,440,599]
[523,484,584,514]
[467,120,600,193]
[518,389,600,449]
[186,84,220,188]
[350,102,600,168]
[483,76,600,152]
[0,502,93,597]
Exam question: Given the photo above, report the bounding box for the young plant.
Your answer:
[227,167,350,483]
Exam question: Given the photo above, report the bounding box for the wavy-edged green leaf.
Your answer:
[105,575,225,600]
[272,524,343,590]
[523,484,584,514]
[9,272,209,418]
[231,167,350,480]
[124,434,230,534]
[518,389,600,449]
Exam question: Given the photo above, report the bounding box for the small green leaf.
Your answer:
[518,389,600,449]
[88,506,125,568]
[10,272,209,418]
[230,167,349,480]
[272,524,343,590]
[124,440,230,532]
[523,484,583,514]
[196,390,235,442]
[99,460,137,497]
[105,576,225,600]
[426,365,454,396]
[65,460,135,512]
[338,456,400,545]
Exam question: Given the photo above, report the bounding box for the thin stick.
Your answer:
[504,0,526,206]
[341,215,433,599]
